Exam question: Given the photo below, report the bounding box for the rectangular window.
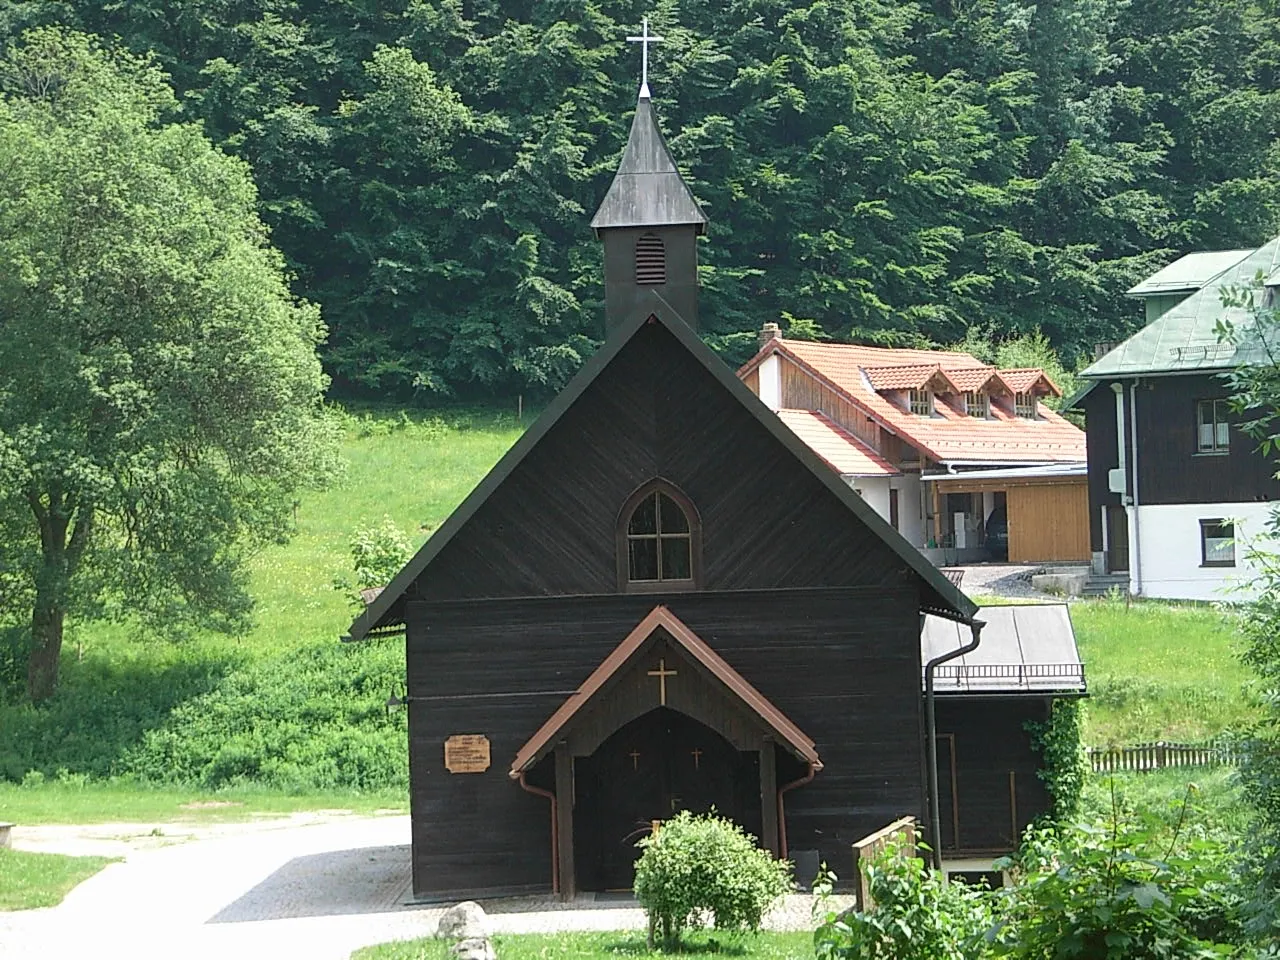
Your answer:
[889,488,900,530]
[909,389,933,416]
[1014,392,1037,419]
[1200,519,1235,567]
[964,391,989,418]
[1197,399,1230,453]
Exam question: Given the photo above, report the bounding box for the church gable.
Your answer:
[404,318,937,603]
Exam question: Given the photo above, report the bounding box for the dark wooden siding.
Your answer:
[405,588,924,898]
[1133,375,1280,504]
[1082,386,1120,554]
[407,322,922,602]
[935,698,1051,853]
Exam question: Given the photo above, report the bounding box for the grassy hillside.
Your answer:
[0,407,522,789]
[0,404,1260,802]
[1072,601,1256,745]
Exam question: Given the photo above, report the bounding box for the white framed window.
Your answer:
[1014,392,1037,419]
[1196,399,1230,454]
[964,391,989,418]
[1199,519,1235,567]
[909,389,933,416]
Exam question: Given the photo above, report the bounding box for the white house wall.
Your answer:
[1133,501,1277,601]
[895,473,925,548]
[849,476,891,524]
[845,473,926,549]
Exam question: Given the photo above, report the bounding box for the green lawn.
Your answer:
[0,848,116,910]
[1070,599,1256,744]
[352,931,814,960]
[0,781,406,825]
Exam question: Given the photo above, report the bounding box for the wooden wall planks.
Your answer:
[935,698,1051,853]
[409,323,921,603]
[405,588,924,897]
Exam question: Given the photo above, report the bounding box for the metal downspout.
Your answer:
[1129,381,1142,595]
[924,618,984,871]
[776,763,818,861]
[517,772,559,895]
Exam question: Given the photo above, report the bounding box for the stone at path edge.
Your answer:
[437,901,491,940]
[452,937,498,960]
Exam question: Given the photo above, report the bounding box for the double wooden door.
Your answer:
[574,707,759,891]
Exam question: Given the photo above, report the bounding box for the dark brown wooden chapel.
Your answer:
[346,84,1078,900]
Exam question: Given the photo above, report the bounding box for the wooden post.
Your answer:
[1008,770,1018,846]
[759,738,779,857]
[932,482,943,546]
[554,743,575,901]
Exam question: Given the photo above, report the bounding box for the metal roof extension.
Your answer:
[921,603,1086,696]
[1126,249,1253,297]
[1084,236,1280,379]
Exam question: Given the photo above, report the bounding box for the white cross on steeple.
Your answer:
[626,17,665,99]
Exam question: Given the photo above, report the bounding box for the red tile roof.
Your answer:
[862,364,957,391]
[775,410,900,477]
[740,339,1085,465]
[944,367,1002,392]
[998,368,1061,396]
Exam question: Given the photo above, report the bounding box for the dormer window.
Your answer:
[908,389,933,416]
[635,234,666,284]
[618,480,700,591]
[1014,392,1037,419]
[964,392,989,419]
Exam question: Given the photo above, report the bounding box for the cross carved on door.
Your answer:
[690,747,702,770]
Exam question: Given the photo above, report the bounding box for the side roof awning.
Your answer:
[510,605,822,777]
[921,603,1086,696]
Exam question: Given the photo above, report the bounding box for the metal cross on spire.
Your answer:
[626,17,664,99]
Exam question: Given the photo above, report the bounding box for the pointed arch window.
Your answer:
[618,480,701,591]
[635,234,666,285]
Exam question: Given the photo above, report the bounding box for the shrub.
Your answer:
[990,786,1249,958]
[814,844,990,960]
[633,811,792,944]
[1026,697,1088,823]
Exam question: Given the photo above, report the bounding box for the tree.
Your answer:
[0,28,338,702]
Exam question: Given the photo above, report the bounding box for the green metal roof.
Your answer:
[590,92,708,233]
[1083,237,1280,379]
[1125,249,1252,297]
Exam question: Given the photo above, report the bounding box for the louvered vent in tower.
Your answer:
[635,234,666,285]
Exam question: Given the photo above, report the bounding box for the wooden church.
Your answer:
[346,67,1083,900]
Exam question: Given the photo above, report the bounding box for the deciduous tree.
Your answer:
[0,29,338,702]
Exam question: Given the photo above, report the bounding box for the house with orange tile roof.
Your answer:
[739,324,1089,563]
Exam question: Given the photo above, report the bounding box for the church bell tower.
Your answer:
[590,21,708,334]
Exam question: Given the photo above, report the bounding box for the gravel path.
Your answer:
[954,563,1056,600]
[0,815,842,960]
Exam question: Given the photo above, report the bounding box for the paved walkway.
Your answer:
[0,814,832,960]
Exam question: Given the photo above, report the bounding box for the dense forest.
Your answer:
[3,1,1279,397]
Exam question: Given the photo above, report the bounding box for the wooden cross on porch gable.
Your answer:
[647,657,677,705]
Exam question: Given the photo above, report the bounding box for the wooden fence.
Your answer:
[850,816,917,912]
[1088,740,1241,774]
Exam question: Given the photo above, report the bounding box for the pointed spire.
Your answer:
[589,93,708,234]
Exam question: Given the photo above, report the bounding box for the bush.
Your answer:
[990,786,1249,958]
[633,811,792,944]
[814,844,990,960]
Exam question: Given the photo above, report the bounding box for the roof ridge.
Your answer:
[343,306,977,642]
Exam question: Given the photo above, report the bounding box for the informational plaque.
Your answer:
[444,734,491,774]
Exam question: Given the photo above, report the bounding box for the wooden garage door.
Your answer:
[1008,483,1089,562]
